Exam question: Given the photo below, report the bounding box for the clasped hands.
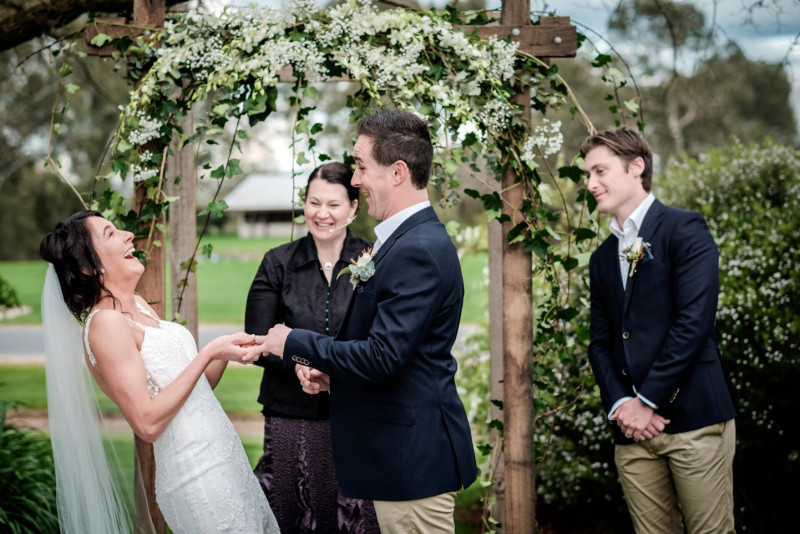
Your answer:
[242,324,330,395]
[611,398,670,442]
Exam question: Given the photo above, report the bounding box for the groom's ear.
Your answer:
[391,160,410,186]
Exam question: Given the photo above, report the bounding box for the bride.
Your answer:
[40,210,279,533]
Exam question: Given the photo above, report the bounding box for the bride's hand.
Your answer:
[206,332,256,363]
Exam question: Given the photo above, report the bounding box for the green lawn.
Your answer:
[0,363,262,415]
[0,235,488,326]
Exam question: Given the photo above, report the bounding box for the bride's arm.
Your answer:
[87,310,250,442]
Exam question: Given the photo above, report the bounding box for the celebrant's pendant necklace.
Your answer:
[323,261,332,271]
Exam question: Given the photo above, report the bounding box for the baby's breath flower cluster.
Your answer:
[521,118,564,166]
[113,0,569,194]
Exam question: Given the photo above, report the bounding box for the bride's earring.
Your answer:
[99,267,105,274]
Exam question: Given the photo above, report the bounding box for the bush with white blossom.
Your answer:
[659,138,800,532]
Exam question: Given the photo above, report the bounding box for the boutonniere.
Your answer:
[620,237,653,278]
[338,248,375,288]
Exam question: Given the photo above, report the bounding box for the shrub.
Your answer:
[0,275,20,310]
[659,138,800,533]
[0,403,59,534]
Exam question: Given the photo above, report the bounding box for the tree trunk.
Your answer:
[132,184,168,534]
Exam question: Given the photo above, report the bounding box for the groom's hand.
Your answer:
[296,365,330,394]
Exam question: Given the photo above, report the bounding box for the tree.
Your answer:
[0,0,184,52]
[570,0,798,158]
[644,47,797,157]
[0,40,130,260]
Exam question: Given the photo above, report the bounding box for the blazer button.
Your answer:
[622,331,630,339]
[291,355,310,366]
[622,368,629,376]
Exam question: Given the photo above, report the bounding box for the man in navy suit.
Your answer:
[582,127,737,533]
[250,109,477,533]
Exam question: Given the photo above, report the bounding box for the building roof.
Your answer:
[223,172,304,212]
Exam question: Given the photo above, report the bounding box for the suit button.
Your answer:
[622,331,630,339]
[622,368,629,376]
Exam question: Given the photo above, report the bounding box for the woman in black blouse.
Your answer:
[244,162,379,533]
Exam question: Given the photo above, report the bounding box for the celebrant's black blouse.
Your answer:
[244,231,372,420]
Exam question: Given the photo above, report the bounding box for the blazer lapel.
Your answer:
[371,206,438,266]
[337,207,438,338]
[622,200,666,314]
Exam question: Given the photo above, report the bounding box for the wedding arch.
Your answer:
[51,0,641,530]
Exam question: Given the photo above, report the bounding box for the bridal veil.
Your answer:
[42,265,153,533]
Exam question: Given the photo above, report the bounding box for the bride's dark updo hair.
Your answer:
[40,210,107,323]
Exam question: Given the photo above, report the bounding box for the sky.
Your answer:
[223,0,800,67]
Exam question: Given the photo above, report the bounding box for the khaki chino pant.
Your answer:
[615,419,736,534]
[373,491,457,534]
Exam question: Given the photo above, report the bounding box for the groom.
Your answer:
[583,127,737,533]
[250,109,477,533]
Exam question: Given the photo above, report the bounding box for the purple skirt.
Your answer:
[254,416,380,534]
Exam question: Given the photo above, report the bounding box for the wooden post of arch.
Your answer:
[131,1,167,532]
[458,5,577,532]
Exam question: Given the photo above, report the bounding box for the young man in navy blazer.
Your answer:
[582,127,737,533]
[249,109,477,533]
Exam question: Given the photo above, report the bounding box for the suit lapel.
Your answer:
[371,206,438,266]
[337,206,438,338]
[622,200,666,314]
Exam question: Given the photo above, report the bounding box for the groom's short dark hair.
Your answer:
[356,109,433,190]
[580,127,653,192]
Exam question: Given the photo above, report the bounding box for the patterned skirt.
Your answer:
[254,416,380,534]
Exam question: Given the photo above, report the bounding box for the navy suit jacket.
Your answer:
[284,206,478,500]
[588,199,736,444]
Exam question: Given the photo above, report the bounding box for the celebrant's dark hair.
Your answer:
[306,162,360,208]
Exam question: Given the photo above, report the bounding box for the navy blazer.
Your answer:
[588,199,736,444]
[284,206,478,501]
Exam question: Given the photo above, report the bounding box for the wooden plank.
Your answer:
[456,17,577,57]
[84,18,151,56]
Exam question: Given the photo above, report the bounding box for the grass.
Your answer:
[0,363,263,416]
[0,234,488,326]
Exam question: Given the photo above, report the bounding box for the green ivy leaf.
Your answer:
[89,33,112,47]
[558,165,584,184]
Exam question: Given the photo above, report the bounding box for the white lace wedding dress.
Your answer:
[84,308,280,534]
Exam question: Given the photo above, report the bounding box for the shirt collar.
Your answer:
[374,201,431,246]
[609,193,656,240]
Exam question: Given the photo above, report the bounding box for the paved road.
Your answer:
[0,323,482,363]
[0,324,242,363]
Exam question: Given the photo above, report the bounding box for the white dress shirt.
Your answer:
[606,193,658,416]
[609,193,656,289]
[372,201,431,255]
